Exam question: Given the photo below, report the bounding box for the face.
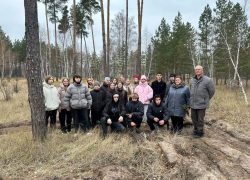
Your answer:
[120,77,125,82]
[110,84,115,90]
[156,74,162,81]
[141,79,146,83]
[126,79,130,85]
[75,77,81,83]
[113,95,119,102]
[106,79,110,85]
[63,78,69,86]
[195,66,203,76]
[48,77,54,85]
[118,83,123,89]
[94,85,100,90]
[132,97,137,102]
[175,78,182,85]
[134,78,139,83]
[113,79,117,84]
[87,79,93,85]
[155,97,161,105]
[170,77,175,83]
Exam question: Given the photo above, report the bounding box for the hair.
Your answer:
[62,77,70,91]
[126,78,130,81]
[113,78,118,85]
[87,77,94,87]
[116,82,125,97]
[107,83,115,92]
[131,93,139,99]
[195,65,203,70]
[73,74,82,80]
[156,72,162,75]
[175,75,183,82]
[154,94,161,100]
[45,75,54,83]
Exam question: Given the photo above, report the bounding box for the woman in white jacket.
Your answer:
[43,75,60,130]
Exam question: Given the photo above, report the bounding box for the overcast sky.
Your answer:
[0,0,247,53]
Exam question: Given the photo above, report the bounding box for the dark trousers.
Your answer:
[59,109,72,131]
[101,117,125,136]
[128,116,142,129]
[87,109,92,127]
[171,116,183,132]
[191,109,206,134]
[71,108,89,133]
[147,118,164,131]
[91,110,102,128]
[45,110,57,129]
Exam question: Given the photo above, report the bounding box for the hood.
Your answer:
[152,95,162,107]
[59,83,65,89]
[141,75,146,80]
[111,92,120,105]
[73,82,82,86]
[43,81,55,89]
[139,80,148,87]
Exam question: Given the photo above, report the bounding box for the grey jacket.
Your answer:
[64,82,92,109]
[166,82,190,117]
[190,75,215,109]
[163,81,173,102]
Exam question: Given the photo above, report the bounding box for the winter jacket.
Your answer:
[90,89,106,112]
[133,83,139,91]
[106,90,115,104]
[166,82,190,117]
[151,80,166,100]
[123,84,134,101]
[100,82,109,93]
[88,84,94,92]
[116,89,128,106]
[64,82,92,109]
[43,82,60,111]
[147,99,170,123]
[126,99,144,117]
[58,83,67,112]
[163,81,173,102]
[190,75,215,109]
[134,81,153,105]
[102,99,126,122]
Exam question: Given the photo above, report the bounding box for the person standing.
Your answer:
[58,77,72,133]
[134,75,153,122]
[123,78,134,101]
[116,82,128,106]
[64,74,92,136]
[166,76,190,136]
[163,74,176,102]
[126,93,144,134]
[133,75,140,91]
[100,77,110,93]
[190,65,215,138]
[112,78,118,89]
[106,83,116,104]
[87,77,94,91]
[119,75,125,85]
[151,72,166,100]
[101,93,126,138]
[147,95,170,134]
[43,75,60,130]
[90,81,106,128]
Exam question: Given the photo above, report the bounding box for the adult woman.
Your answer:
[116,82,128,106]
[166,76,190,135]
[58,77,72,133]
[133,75,140,91]
[112,78,118,89]
[43,75,60,130]
[134,75,153,122]
[106,83,116,103]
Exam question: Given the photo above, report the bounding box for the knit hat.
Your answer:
[104,77,110,82]
[134,75,140,80]
[141,75,147,80]
[170,74,176,78]
[94,81,100,87]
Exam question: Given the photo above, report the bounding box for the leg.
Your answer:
[191,109,198,133]
[197,109,206,134]
[101,117,109,137]
[79,108,89,132]
[71,108,79,133]
[171,116,178,133]
[143,105,148,122]
[177,117,184,132]
[91,111,101,128]
[87,109,92,127]
[45,111,50,127]
[134,116,142,129]
[59,109,66,132]
[111,122,125,133]
[147,118,156,131]
[66,110,72,132]
[50,110,57,130]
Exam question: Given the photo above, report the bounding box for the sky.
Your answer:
[0,0,248,53]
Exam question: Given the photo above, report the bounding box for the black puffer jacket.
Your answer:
[106,89,115,104]
[147,97,170,123]
[90,89,106,112]
[126,99,144,117]
[151,80,166,100]
[102,95,126,122]
[100,82,109,93]
[116,88,128,106]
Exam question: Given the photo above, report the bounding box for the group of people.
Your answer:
[43,65,215,139]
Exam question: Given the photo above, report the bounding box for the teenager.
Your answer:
[116,82,128,106]
[151,72,166,100]
[133,75,140,91]
[112,78,118,89]
[87,77,94,91]
[106,83,116,104]
[123,78,134,101]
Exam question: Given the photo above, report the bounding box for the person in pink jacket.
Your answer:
[134,75,153,122]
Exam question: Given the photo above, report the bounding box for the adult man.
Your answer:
[64,74,92,136]
[190,65,215,138]
[123,78,134,101]
[147,95,170,134]
[90,81,106,128]
[126,93,144,134]
[163,74,176,102]
[151,72,166,100]
[100,77,110,93]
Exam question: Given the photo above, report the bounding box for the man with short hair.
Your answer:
[100,77,110,93]
[151,72,166,100]
[190,65,215,138]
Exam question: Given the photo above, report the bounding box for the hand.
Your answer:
[159,120,165,126]
[131,122,136,127]
[58,109,61,113]
[87,106,90,109]
[107,119,112,124]
[128,114,132,119]
[186,108,189,111]
[67,108,71,111]
[118,116,123,122]
[153,117,159,122]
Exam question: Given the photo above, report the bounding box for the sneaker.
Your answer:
[170,130,175,134]
[177,131,182,136]
[194,133,204,139]
[151,130,155,135]
[142,132,147,138]
[156,125,161,133]
[136,128,141,134]
[87,132,93,135]
[61,128,67,134]
[191,131,197,136]
[74,133,78,137]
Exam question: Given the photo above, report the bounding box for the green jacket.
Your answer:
[43,82,60,111]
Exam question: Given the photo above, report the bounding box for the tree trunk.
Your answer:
[45,0,51,75]
[84,36,89,77]
[100,0,107,76]
[73,0,77,74]
[81,32,83,77]
[125,0,128,79]
[54,2,58,81]
[107,0,110,76]
[137,0,143,77]
[24,0,46,141]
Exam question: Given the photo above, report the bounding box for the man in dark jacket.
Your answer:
[100,77,110,93]
[90,81,106,128]
[147,94,170,134]
[190,65,215,138]
[151,72,166,100]
[101,93,126,138]
[163,73,176,102]
[126,93,144,134]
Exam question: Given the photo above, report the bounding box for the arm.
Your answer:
[207,79,215,99]
[160,82,166,98]
[120,104,126,117]
[146,104,154,121]
[146,86,153,100]
[102,103,110,119]
[64,87,72,109]
[163,104,170,123]
[124,91,128,105]
[85,87,92,107]
[185,86,190,108]
[163,84,170,102]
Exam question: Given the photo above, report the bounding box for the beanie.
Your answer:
[104,77,110,82]
[94,81,100,87]
[134,75,140,79]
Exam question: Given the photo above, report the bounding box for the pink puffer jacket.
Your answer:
[134,75,153,104]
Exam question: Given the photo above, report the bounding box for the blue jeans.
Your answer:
[71,108,89,133]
